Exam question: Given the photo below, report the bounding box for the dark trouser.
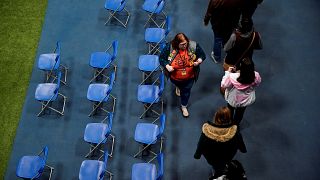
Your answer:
[227,104,247,125]
[170,78,194,106]
[210,162,227,179]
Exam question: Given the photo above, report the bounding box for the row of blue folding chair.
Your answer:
[87,40,118,117]
[35,41,68,117]
[80,112,115,180]
[104,0,167,28]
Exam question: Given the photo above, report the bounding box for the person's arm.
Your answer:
[221,70,234,88]
[204,0,216,25]
[254,32,263,50]
[193,43,206,66]
[194,133,205,159]
[223,33,236,52]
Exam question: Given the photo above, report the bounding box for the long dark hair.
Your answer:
[171,33,190,50]
[237,57,255,84]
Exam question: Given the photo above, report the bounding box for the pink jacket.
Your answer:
[221,71,261,107]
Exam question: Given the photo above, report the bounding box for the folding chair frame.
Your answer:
[30,148,54,180]
[105,0,130,28]
[139,75,164,119]
[37,92,67,117]
[143,0,167,28]
[88,94,116,117]
[133,136,164,163]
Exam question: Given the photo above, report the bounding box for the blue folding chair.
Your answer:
[90,40,118,83]
[87,72,116,117]
[145,16,171,54]
[142,0,166,28]
[16,146,54,180]
[84,112,115,159]
[133,114,166,163]
[35,71,67,116]
[104,0,130,28]
[132,153,164,180]
[138,54,161,84]
[137,72,164,119]
[37,41,68,85]
[79,151,113,180]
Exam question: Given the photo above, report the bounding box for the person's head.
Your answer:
[214,107,232,126]
[237,57,255,84]
[171,33,190,50]
[239,18,253,34]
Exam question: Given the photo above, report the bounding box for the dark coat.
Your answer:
[194,121,246,167]
[204,0,243,43]
[159,41,206,82]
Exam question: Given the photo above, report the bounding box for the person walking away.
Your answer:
[220,58,261,125]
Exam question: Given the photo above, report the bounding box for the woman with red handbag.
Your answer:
[160,33,206,117]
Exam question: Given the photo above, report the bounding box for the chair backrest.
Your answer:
[165,16,171,35]
[54,72,62,94]
[158,72,165,96]
[157,113,166,138]
[106,71,116,95]
[53,41,61,69]
[42,146,49,162]
[38,146,49,174]
[111,40,118,61]
[107,112,113,133]
[156,153,164,180]
[99,150,109,179]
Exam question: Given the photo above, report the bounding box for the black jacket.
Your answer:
[194,121,246,167]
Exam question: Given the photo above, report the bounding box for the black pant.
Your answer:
[227,104,247,125]
[170,78,194,106]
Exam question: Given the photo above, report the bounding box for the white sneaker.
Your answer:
[210,51,219,64]
[181,105,189,117]
[175,87,180,96]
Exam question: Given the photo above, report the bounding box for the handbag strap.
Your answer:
[234,32,256,67]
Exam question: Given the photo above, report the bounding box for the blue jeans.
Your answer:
[213,35,223,62]
[170,78,194,106]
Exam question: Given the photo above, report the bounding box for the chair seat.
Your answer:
[135,123,159,144]
[38,53,59,70]
[132,163,157,180]
[105,0,125,11]
[84,123,110,144]
[90,52,112,68]
[139,55,160,72]
[79,160,106,180]
[145,28,166,43]
[87,84,110,102]
[35,83,58,101]
[16,156,45,179]
[142,0,164,14]
[137,85,160,103]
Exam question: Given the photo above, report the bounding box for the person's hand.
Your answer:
[228,66,236,73]
[193,58,203,66]
[166,64,174,72]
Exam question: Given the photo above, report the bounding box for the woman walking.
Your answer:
[160,33,206,117]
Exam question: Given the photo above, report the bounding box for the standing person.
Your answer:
[220,58,261,125]
[223,18,262,71]
[159,33,206,118]
[194,106,246,179]
[204,0,244,63]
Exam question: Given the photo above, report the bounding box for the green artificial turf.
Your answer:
[0,0,47,177]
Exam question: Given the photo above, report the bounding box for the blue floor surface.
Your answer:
[5,0,320,179]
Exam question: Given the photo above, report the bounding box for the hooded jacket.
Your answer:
[194,121,246,167]
[221,71,261,107]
